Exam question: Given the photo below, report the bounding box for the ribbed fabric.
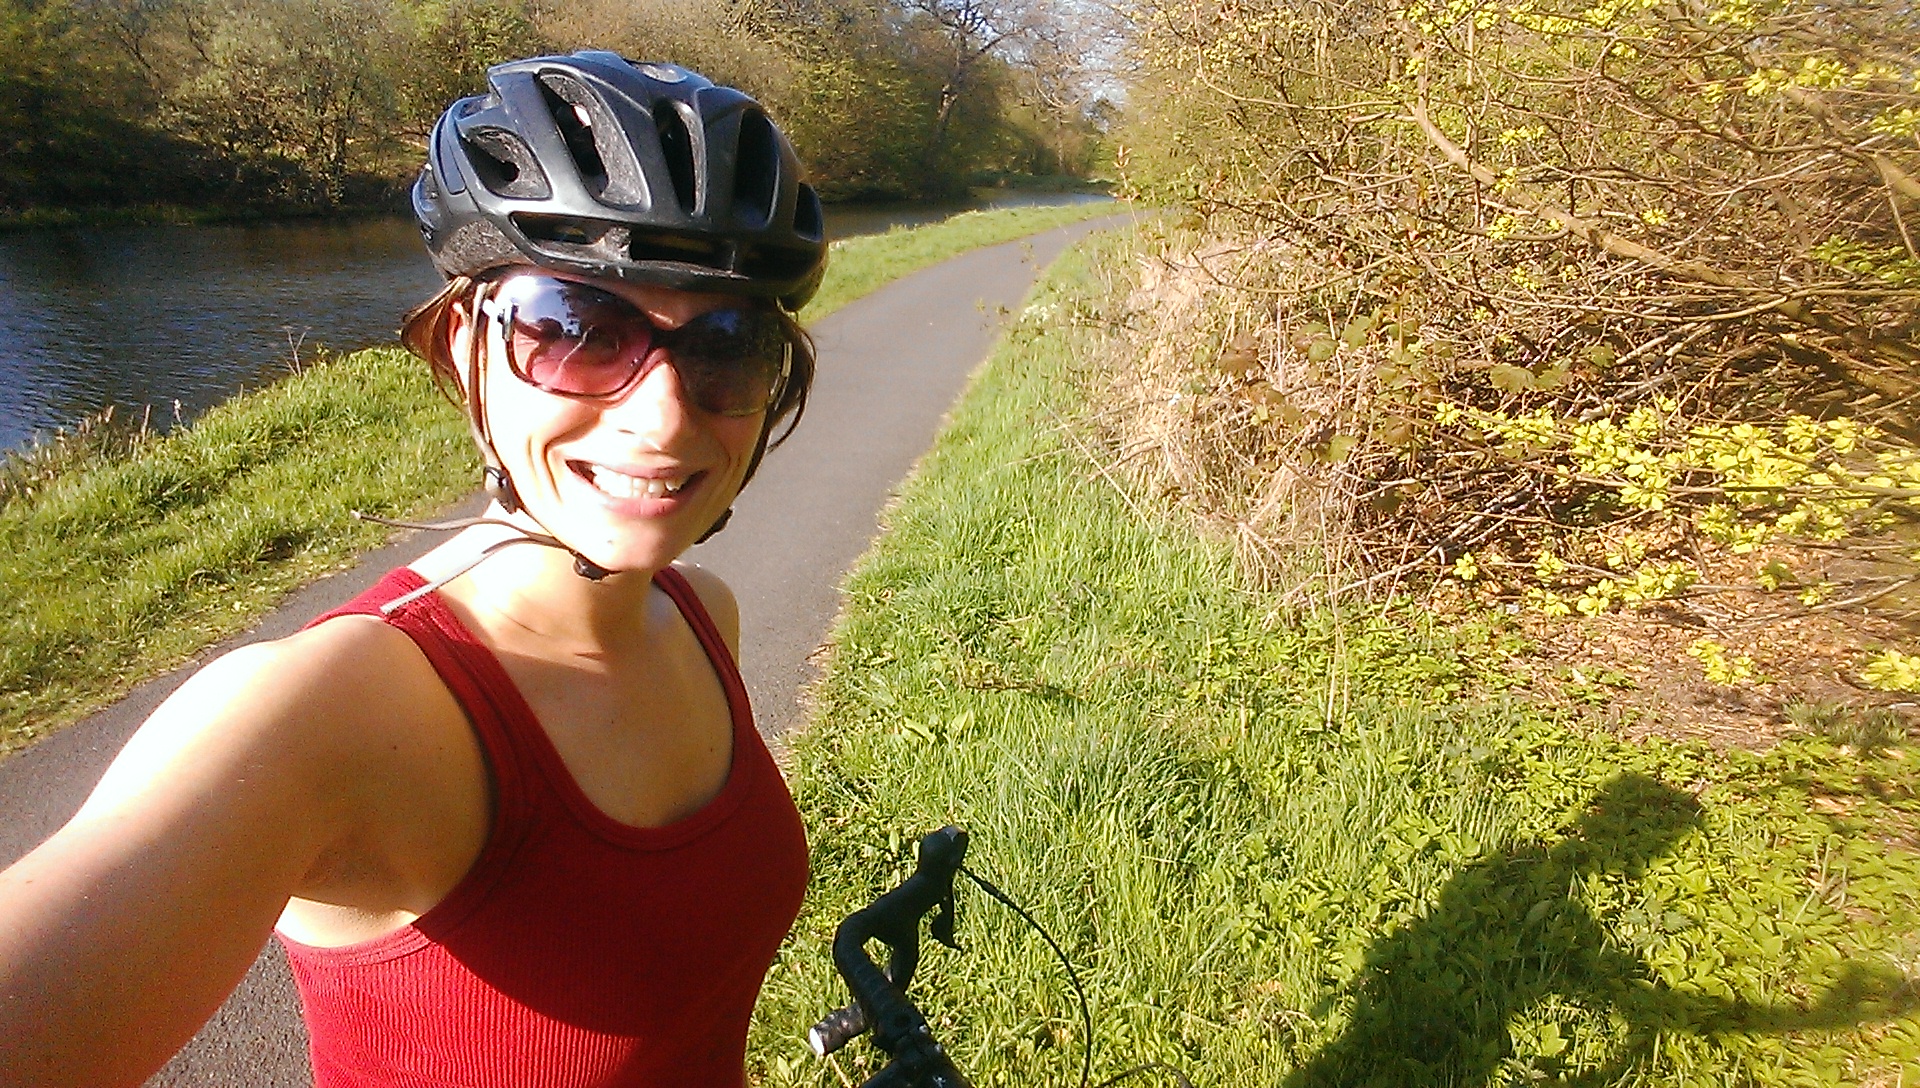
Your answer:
[276,567,809,1088]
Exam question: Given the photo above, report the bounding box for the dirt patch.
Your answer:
[1431,541,1920,751]
[1515,603,1916,749]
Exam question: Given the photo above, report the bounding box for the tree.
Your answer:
[160,0,404,205]
[0,0,170,207]
[2,0,1111,212]
[390,0,548,138]
[896,0,1069,189]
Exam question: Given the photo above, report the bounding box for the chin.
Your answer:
[533,468,740,573]
[563,516,720,576]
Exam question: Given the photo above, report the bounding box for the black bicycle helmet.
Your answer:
[414,51,827,311]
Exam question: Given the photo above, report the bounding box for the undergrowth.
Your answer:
[749,229,1920,1086]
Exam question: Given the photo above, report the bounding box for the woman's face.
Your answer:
[453,270,771,575]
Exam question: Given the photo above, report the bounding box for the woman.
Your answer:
[0,51,827,1088]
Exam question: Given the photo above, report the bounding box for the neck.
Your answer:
[412,502,661,648]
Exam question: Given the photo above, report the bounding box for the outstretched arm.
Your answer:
[0,621,409,1088]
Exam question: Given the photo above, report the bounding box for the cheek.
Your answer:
[481,374,588,459]
[713,416,769,468]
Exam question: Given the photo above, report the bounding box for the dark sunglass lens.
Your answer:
[667,310,788,415]
[500,279,653,396]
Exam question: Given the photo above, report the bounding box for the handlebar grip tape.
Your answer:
[807,1001,870,1056]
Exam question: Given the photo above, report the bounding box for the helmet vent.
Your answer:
[794,183,824,242]
[738,242,816,282]
[514,215,604,246]
[630,230,726,269]
[538,76,608,196]
[463,128,550,200]
[653,103,698,213]
[732,110,778,228]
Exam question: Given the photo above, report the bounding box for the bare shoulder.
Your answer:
[0,616,469,1087]
[669,560,741,654]
[79,614,458,826]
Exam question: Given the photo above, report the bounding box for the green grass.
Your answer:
[748,230,1920,1086]
[0,349,476,753]
[0,202,1123,754]
[801,200,1121,320]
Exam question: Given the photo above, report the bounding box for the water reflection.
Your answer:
[0,217,441,450]
[0,192,1109,451]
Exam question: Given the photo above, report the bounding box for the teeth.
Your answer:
[584,465,688,499]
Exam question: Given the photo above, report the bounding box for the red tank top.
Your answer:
[276,566,809,1088]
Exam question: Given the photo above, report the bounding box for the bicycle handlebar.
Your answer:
[808,826,973,1088]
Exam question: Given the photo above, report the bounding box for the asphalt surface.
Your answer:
[0,213,1129,1087]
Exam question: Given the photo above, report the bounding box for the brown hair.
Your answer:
[398,275,816,448]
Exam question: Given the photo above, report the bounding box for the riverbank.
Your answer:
[746,227,1920,1085]
[0,200,1120,755]
[0,201,411,232]
[0,193,1115,451]
[0,182,1109,233]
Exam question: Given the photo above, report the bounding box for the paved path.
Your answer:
[0,214,1128,1087]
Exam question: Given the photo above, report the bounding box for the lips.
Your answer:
[572,461,700,502]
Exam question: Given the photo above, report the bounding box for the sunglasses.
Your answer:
[477,274,790,416]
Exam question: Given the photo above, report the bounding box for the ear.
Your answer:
[448,293,472,346]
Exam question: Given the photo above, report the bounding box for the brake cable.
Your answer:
[817,828,1194,1088]
[956,863,1194,1088]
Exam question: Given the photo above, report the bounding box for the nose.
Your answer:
[600,348,699,436]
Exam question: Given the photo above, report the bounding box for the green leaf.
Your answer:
[1489,363,1536,393]
[1538,1022,1568,1056]
[1340,313,1377,348]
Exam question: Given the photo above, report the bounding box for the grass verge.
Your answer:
[748,228,1920,1086]
[0,349,476,755]
[800,200,1120,320]
[0,202,1121,755]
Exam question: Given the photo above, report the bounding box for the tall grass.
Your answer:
[0,406,154,509]
[0,203,1120,754]
[748,231,1920,1086]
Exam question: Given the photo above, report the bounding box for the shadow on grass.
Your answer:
[1284,773,1917,1086]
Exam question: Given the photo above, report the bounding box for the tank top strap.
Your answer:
[308,566,754,841]
[304,568,541,840]
[651,565,753,733]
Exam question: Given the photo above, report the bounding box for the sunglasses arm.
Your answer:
[456,285,619,583]
[464,286,528,515]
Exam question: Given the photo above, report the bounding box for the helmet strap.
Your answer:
[696,508,733,544]
[460,279,610,581]
[464,281,522,514]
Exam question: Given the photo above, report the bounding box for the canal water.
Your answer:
[0,192,1107,451]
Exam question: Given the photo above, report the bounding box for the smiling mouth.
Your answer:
[574,462,697,500]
